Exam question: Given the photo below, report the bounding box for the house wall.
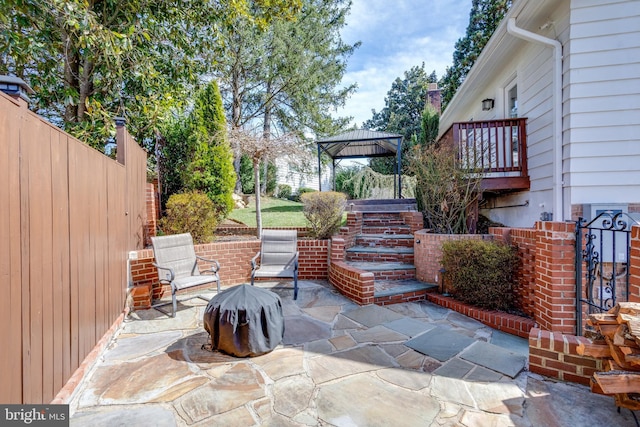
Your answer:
[275,157,332,193]
[564,1,640,211]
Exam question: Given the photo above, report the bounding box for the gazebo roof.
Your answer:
[316,129,402,159]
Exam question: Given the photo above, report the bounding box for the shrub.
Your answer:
[159,191,217,244]
[276,184,292,199]
[301,191,346,239]
[334,166,359,199]
[441,239,518,311]
[291,186,316,202]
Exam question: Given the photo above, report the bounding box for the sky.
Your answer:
[334,0,472,128]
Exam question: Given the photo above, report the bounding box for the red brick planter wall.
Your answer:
[528,328,603,385]
[328,261,374,305]
[414,231,493,283]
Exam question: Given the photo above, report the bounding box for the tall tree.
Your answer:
[363,64,437,174]
[184,81,236,218]
[216,0,358,192]
[439,0,512,110]
[0,0,301,148]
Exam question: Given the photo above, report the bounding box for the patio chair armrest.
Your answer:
[153,262,175,282]
[196,255,220,273]
[251,252,261,271]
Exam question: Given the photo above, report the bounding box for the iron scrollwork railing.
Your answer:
[576,211,638,335]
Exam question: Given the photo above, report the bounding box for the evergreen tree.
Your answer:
[363,64,437,174]
[419,104,440,147]
[440,0,512,110]
[185,81,236,218]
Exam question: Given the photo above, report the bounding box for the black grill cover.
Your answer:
[203,284,284,357]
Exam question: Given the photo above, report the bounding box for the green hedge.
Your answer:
[441,239,518,311]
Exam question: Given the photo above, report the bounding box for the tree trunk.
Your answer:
[262,84,272,196]
[254,158,262,239]
[231,64,243,194]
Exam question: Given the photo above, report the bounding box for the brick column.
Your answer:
[331,237,346,262]
[629,225,640,302]
[534,221,577,334]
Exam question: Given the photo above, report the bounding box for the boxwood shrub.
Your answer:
[441,239,518,311]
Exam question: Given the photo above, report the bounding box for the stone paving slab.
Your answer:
[70,406,177,427]
[460,340,527,378]
[383,317,435,338]
[342,304,405,327]
[405,326,475,361]
[491,329,529,357]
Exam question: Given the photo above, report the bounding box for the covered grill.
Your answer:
[203,284,284,357]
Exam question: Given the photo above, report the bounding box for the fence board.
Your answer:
[51,130,70,395]
[0,91,147,404]
[0,94,23,403]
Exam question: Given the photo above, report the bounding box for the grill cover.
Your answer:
[203,284,284,357]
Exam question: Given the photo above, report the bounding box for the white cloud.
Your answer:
[335,0,471,127]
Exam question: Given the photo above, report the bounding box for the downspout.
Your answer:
[507,18,563,221]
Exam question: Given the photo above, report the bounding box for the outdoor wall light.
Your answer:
[481,98,495,111]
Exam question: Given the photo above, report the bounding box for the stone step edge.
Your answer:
[346,246,414,254]
[373,280,438,298]
[345,261,416,272]
[356,233,414,239]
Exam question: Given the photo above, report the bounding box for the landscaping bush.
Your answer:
[290,186,316,202]
[275,184,292,199]
[159,191,217,244]
[441,239,518,311]
[301,191,346,239]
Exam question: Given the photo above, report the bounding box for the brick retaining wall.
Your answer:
[528,328,603,385]
[130,237,329,309]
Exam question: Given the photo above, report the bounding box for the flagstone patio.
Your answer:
[68,280,636,426]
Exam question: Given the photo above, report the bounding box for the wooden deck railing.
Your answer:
[440,118,529,192]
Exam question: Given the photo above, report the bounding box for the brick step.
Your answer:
[362,218,405,227]
[361,225,411,235]
[355,234,414,248]
[346,246,414,263]
[373,279,438,305]
[346,261,416,280]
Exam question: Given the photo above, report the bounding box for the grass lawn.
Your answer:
[228,196,307,227]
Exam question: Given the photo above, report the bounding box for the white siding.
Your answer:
[565,0,640,207]
[275,157,332,194]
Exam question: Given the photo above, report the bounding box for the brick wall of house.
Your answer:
[129,238,329,309]
[528,328,603,385]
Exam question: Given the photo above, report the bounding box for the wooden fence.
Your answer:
[0,92,147,403]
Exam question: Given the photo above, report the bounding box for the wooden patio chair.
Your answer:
[251,229,299,300]
[151,233,220,317]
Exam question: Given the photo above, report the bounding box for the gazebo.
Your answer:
[316,129,404,198]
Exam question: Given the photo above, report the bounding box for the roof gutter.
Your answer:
[507,17,563,221]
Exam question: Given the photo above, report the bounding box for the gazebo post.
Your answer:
[317,144,322,191]
[397,137,403,199]
[332,158,336,191]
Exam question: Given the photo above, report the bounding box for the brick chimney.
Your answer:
[0,75,34,107]
[426,82,441,115]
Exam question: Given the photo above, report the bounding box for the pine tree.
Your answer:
[363,64,437,174]
[440,0,512,110]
